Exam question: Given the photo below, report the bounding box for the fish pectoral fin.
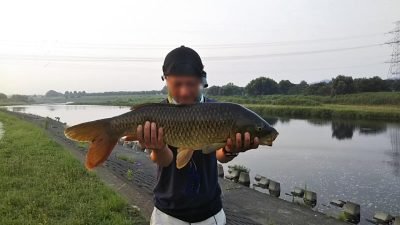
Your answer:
[201,142,226,154]
[176,148,194,169]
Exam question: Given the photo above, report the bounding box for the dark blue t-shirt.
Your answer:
[153,97,222,223]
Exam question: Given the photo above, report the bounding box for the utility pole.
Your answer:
[386,21,400,79]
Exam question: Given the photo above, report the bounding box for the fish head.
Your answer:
[234,106,279,147]
[257,124,279,146]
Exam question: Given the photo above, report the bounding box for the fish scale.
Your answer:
[64,102,278,169]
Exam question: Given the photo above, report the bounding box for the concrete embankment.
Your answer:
[7,111,350,225]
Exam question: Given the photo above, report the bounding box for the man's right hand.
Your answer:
[137,121,166,150]
[136,121,173,167]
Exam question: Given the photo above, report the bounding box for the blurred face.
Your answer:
[165,75,202,104]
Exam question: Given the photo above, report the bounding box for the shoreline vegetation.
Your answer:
[1,75,400,121]
[0,111,146,224]
[56,92,400,121]
[1,92,400,121]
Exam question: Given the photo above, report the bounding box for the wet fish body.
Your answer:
[64,102,278,169]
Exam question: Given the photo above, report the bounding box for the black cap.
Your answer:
[162,46,206,78]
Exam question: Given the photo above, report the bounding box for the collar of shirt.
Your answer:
[167,93,205,104]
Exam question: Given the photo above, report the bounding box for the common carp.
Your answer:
[64,102,278,170]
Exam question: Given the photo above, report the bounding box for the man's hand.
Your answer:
[225,132,259,153]
[137,121,173,167]
[217,132,259,163]
[137,121,166,150]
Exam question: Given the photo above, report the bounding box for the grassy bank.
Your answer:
[67,95,165,106]
[0,101,32,106]
[67,92,400,121]
[0,111,146,225]
[246,104,400,121]
[4,92,399,121]
[211,92,400,106]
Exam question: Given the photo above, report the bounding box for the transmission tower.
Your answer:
[386,21,400,79]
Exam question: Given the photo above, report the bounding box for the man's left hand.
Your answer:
[225,132,259,153]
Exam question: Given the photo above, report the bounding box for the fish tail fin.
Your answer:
[176,148,194,169]
[64,119,119,170]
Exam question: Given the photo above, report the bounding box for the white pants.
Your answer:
[150,207,226,225]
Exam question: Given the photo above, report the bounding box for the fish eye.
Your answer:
[256,125,263,131]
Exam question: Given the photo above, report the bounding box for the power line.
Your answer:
[0,43,382,62]
[0,33,384,50]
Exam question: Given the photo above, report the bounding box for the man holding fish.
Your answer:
[64,46,278,225]
[140,46,263,225]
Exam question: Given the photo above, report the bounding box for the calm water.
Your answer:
[4,104,400,223]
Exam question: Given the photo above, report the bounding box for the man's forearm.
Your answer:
[150,146,173,167]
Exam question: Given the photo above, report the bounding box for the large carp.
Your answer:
[64,102,278,170]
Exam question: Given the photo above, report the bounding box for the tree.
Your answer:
[10,95,30,102]
[287,80,309,95]
[331,75,355,95]
[205,86,222,95]
[45,90,63,97]
[304,82,331,96]
[278,80,295,94]
[245,77,279,95]
[0,93,7,100]
[161,85,168,94]
[220,83,244,96]
[354,76,388,92]
[388,79,400,91]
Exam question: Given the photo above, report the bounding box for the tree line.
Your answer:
[1,75,399,101]
[205,75,400,96]
[0,94,33,103]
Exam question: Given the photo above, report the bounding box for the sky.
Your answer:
[0,0,399,95]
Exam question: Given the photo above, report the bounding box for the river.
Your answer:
[4,104,400,223]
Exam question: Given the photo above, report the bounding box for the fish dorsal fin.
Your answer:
[130,103,194,110]
[130,103,165,110]
[176,148,194,169]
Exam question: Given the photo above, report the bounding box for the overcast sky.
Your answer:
[0,0,399,95]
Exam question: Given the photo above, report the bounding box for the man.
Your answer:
[136,46,259,225]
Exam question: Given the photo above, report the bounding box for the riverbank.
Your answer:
[0,110,146,225]
[245,104,400,121]
[2,109,350,225]
[64,92,400,121]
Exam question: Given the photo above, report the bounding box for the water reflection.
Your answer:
[387,127,400,177]
[264,116,278,126]
[46,105,56,111]
[331,121,356,140]
[263,116,389,141]
[330,120,388,140]
[10,106,27,112]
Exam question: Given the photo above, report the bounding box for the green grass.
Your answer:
[67,95,165,106]
[117,154,135,164]
[246,104,400,121]
[68,92,400,121]
[212,92,400,106]
[5,92,400,121]
[0,111,146,225]
[0,100,31,106]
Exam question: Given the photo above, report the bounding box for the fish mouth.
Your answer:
[261,132,279,146]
